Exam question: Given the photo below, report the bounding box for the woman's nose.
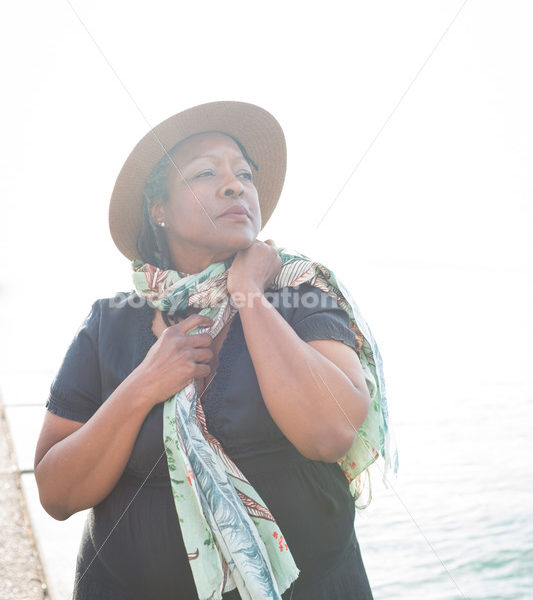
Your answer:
[220,174,244,197]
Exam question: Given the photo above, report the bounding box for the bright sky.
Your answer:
[1,1,532,398]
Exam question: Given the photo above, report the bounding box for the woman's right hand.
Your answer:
[34,312,214,520]
[135,313,214,406]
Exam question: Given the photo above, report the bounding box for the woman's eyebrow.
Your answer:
[184,154,216,165]
[182,154,249,167]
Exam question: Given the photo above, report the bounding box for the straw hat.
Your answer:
[109,100,287,261]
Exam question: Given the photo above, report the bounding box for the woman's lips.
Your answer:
[218,212,250,221]
[218,204,250,220]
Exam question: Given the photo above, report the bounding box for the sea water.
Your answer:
[353,265,533,599]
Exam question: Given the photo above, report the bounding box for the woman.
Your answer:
[34,101,398,600]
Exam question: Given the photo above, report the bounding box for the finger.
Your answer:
[194,363,211,378]
[193,348,214,363]
[189,333,213,348]
[178,314,213,335]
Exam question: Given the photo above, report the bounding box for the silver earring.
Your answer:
[159,221,166,228]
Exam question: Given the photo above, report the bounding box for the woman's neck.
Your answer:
[169,248,236,275]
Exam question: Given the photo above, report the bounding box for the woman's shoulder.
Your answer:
[95,289,144,309]
[86,290,154,338]
[264,282,342,320]
[264,282,358,352]
[92,290,151,316]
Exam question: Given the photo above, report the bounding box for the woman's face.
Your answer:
[152,132,261,271]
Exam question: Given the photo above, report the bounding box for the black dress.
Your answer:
[45,283,374,600]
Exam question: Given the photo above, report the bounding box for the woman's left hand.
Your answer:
[227,239,282,299]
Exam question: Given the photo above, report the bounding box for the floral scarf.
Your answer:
[132,247,399,600]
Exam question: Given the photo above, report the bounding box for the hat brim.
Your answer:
[109,100,287,261]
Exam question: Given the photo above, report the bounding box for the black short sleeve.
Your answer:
[285,283,358,353]
[45,300,102,423]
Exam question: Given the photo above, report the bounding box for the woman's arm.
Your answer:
[34,373,156,521]
[237,292,370,463]
[34,314,214,520]
[227,240,370,463]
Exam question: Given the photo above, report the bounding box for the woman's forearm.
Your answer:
[35,372,155,520]
[236,289,370,462]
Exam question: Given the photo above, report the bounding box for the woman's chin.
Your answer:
[220,231,258,251]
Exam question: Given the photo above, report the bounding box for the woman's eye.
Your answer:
[196,170,214,178]
[239,171,253,181]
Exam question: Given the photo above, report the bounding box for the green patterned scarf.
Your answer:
[132,247,399,600]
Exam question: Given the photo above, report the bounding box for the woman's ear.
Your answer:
[151,201,165,226]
